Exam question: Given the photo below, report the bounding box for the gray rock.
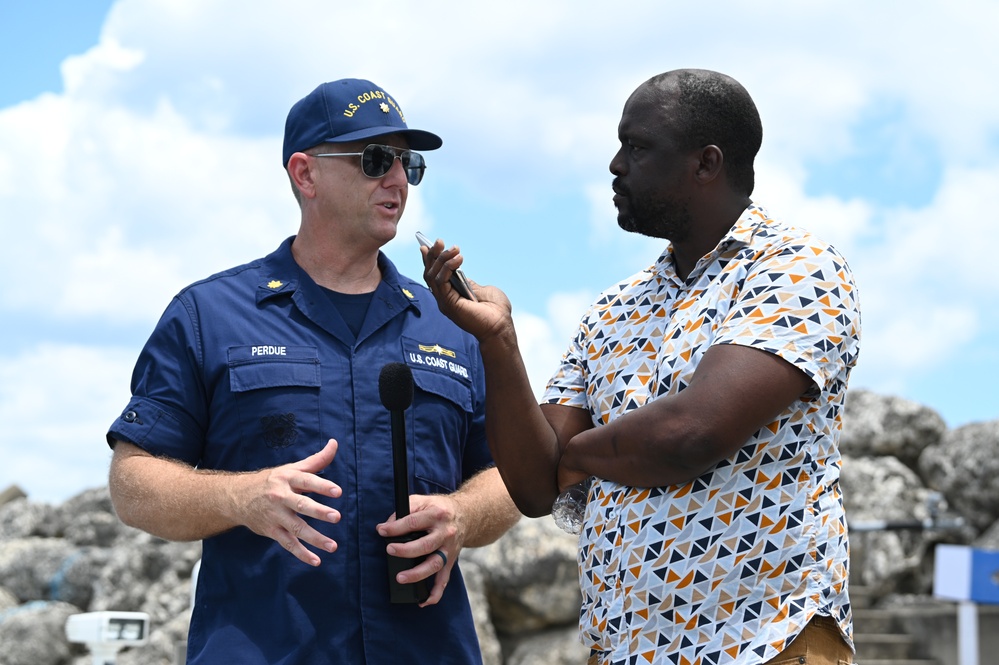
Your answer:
[503,626,589,665]
[0,537,112,610]
[0,484,27,507]
[464,516,581,634]
[0,497,59,540]
[461,558,502,665]
[0,538,72,603]
[0,600,80,665]
[61,486,114,512]
[841,389,947,469]
[63,510,127,548]
[841,454,946,523]
[56,487,140,547]
[90,532,200,620]
[974,519,999,550]
[841,455,949,596]
[919,420,999,531]
[54,547,114,609]
[0,392,994,664]
[0,587,17,611]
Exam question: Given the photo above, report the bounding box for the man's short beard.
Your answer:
[619,197,692,242]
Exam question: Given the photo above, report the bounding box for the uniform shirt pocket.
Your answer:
[227,345,321,470]
[404,338,475,495]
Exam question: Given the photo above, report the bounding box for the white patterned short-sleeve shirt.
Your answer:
[543,204,861,665]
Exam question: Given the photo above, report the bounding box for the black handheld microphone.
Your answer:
[380,362,415,520]
[378,362,430,604]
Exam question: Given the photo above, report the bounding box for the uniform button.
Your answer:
[123,410,138,423]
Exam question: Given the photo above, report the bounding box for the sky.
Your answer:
[1,0,997,504]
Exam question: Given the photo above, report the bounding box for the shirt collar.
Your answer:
[255,236,422,315]
[256,236,300,304]
[651,202,770,281]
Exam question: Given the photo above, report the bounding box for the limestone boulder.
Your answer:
[464,515,582,634]
[919,420,999,531]
[841,389,947,470]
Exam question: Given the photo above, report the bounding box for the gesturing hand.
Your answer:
[238,438,342,567]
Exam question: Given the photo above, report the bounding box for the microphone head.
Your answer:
[378,362,414,411]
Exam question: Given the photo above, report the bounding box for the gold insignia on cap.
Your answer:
[419,344,456,358]
[402,288,415,299]
[267,280,284,289]
[379,102,390,113]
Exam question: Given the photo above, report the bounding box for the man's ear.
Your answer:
[287,152,318,200]
[694,145,724,184]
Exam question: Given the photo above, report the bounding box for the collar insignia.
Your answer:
[267,280,284,289]
[402,288,415,299]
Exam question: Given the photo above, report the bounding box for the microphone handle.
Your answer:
[390,410,410,518]
[386,406,430,603]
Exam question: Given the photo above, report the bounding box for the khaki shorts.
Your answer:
[763,614,855,665]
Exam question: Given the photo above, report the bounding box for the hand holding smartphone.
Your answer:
[416,231,476,301]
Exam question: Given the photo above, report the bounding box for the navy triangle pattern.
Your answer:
[543,204,861,664]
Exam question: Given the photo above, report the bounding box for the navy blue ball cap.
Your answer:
[282,78,443,167]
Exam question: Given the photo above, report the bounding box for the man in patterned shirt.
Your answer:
[421,69,861,665]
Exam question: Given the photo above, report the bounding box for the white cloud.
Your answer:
[753,160,877,259]
[0,344,136,503]
[62,37,146,96]
[3,0,999,503]
[0,91,294,323]
[514,289,600,399]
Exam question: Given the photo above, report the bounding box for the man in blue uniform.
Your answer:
[106,78,520,664]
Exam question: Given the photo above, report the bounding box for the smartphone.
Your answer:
[415,231,476,301]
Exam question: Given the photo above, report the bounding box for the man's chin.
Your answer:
[618,216,648,236]
[618,217,673,241]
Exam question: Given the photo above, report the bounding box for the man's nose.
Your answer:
[383,156,409,186]
[609,148,626,176]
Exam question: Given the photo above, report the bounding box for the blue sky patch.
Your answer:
[0,1,115,107]
[804,99,944,208]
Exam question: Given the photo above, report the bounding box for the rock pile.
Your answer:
[839,390,999,596]
[1,389,997,665]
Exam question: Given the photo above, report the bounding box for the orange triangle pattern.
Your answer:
[543,205,859,664]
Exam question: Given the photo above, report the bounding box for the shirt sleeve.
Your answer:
[541,307,594,409]
[106,294,208,465]
[713,239,862,396]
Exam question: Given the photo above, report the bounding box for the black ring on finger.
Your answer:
[433,550,448,567]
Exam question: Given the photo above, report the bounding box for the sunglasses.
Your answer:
[313,144,427,186]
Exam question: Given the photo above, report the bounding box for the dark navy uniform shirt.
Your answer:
[107,237,492,665]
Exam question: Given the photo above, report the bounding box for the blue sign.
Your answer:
[934,544,999,605]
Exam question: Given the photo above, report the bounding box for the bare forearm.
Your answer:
[559,344,815,488]
[450,467,521,547]
[419,247,564,515]
[111,439,341,567]
[109,441,248,541]
[478,332,562,517]
[559,401,710,489]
